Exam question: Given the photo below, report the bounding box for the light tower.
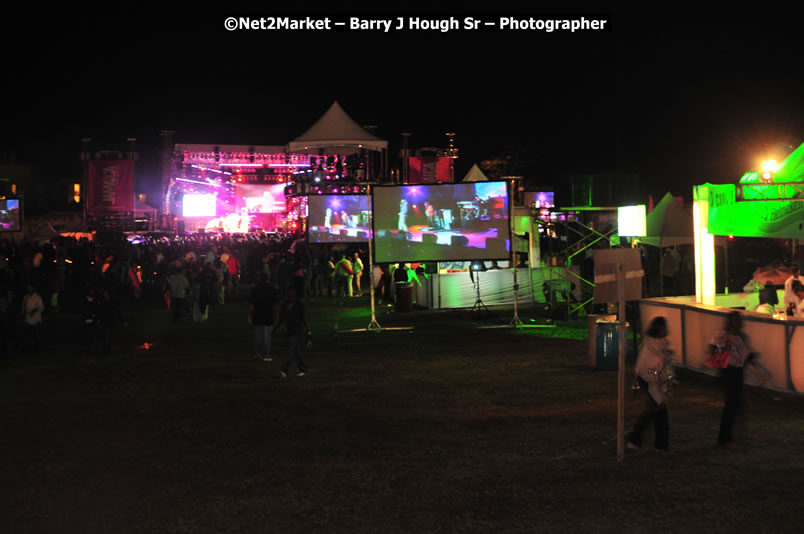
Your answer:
[445,132,459,182]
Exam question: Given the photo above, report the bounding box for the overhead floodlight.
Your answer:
[761,159,779,173]
[760,159,778,183]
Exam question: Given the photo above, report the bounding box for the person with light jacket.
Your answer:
[627,316,674,451]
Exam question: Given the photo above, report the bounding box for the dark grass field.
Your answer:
[2,290,804,533]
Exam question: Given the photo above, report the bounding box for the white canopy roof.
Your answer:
[639,192,694,248]
[462,164,489,182]
[287,101,388,154]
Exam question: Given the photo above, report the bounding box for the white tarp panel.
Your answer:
[639,192,694,248]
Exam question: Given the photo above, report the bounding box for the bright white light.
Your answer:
[761,160,779,173]
[183,194,217,217]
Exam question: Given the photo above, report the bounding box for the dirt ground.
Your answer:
[2,291,803,533]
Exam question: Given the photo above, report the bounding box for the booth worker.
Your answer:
[784,264,804,316]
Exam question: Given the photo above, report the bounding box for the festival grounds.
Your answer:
[2,290,804,533]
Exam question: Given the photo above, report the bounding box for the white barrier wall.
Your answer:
[641,295,804,393]
[422,266,581,310]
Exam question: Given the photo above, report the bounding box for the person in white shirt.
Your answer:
[783,264,804,316]
[627,316,674,451]
[754,287,776,314]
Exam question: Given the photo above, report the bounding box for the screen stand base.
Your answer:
[470,275,492,317]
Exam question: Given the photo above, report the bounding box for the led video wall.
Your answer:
[308,195,371,243]
[0,199,21,232]
[235,184,286,214]
[372,182,510,262]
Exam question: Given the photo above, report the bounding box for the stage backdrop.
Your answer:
[409,156,452,183]
[88,160,135,212]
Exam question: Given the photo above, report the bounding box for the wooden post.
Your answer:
[617,262,626,463]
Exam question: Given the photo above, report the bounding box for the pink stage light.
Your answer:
[176,177,220,187]
[218,163,263,167]
[268,164,312,167]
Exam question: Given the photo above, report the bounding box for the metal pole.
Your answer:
[367,183,381,330]
[617,262,626,463]
[724,240,729,294]
[438,268,442,310]
[509,178,522,328]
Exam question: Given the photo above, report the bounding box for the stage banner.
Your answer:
[88,160,135,212]
[409,156,452,183]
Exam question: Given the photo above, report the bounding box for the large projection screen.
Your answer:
[372,182,511,262]
[308,194,371,243]
[0,199,22,232]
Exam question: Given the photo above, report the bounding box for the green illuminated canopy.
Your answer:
[701,143,804,238]
[739,143,804,184]
[738,143,804,201]
[704,181,804,238]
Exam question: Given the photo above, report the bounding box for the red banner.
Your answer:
[88,160,135,212]
[409,156,452,183]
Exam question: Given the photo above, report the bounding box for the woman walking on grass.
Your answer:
[627,316,675,452]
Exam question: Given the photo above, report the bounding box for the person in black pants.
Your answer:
[627,317,674,451]
[276,286,310,378]
[708,311,753,449]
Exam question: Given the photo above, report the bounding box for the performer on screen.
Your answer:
[324,208,332,230]
[398,198,409,232]
[424,201,435,228]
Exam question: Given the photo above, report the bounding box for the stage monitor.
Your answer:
[308,194,371,243]
[372,182,511,263]
[235,184,286,214]
[183,194,216,217]
[0,199,21,232]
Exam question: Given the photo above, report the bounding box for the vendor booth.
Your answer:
[641,143,804,393]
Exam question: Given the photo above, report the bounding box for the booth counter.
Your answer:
[640,293,804,393]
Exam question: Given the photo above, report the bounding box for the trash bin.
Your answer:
[395,282,413,312]
[588,314,616,367]
[595,320,621,370]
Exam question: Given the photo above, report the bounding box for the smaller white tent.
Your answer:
[639,192,693,248]
[462,164,489,182]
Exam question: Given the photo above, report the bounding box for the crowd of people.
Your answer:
[0,231,377,358]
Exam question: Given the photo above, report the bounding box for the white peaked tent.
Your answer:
[640,192,694,248]
[287,101,388,154]
[462,164,489,182]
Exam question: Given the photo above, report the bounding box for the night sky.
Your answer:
[3,7,802,202]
